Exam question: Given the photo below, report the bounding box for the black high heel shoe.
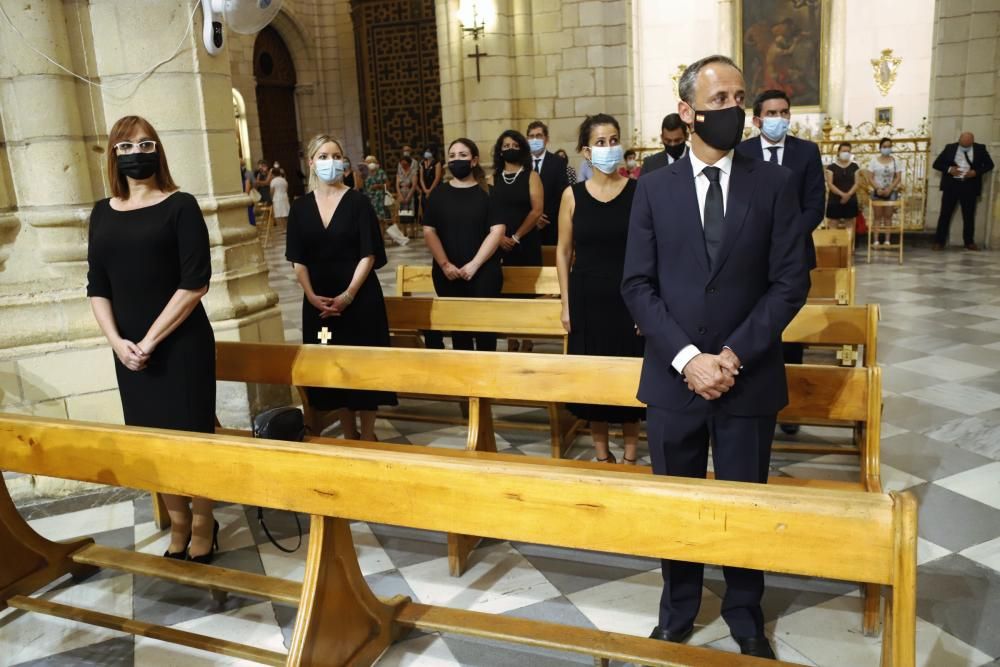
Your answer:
[187,520,220,564]
[163,533,191,560]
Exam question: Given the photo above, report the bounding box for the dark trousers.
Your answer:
[935,183,979,246]
[782,342,803,365]
[422,330,498,352]
[647,405,776,640]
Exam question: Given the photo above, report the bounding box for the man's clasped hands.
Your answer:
[682,348,741,401]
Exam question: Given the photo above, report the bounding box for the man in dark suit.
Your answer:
[932,132,994,251]
[526,121,570,246]
[641,113,689,175]
[736,90,824,435]
[622,55,809,661]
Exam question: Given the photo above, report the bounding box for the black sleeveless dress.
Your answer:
[566,179,645,424]
[489,169,541,266]
[86,192,216,433]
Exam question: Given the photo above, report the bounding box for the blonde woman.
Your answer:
[285,135,397,440]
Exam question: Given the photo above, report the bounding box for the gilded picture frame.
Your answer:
[735,0,830,112]
[875,106,894,126]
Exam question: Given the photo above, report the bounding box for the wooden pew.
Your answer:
[813,227,855,269]
[213,342,884,631]
[0,413,916,666]
[542,245,557,266]
[808,266,855,305]
[399,263,857,306]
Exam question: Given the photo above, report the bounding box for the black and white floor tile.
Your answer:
[5,227,1000,665]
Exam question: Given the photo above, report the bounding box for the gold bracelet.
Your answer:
[341,291,354,305]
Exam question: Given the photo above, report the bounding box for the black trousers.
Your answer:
[422,330,498,352]
[935,183,979,246]
[647,405,776,640]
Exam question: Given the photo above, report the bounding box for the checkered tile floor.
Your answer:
[5,227,1000,666]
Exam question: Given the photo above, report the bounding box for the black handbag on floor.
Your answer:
[251,407,306,552]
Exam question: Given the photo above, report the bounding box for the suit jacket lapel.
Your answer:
[669,158,710,275]
[782,136,796,169]
[708,154,753,281]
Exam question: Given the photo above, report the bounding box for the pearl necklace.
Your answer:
[501,168,522,185]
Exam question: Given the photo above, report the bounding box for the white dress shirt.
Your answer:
[532,150,546,173]
[759,134,786,166]
[955,145,974,177]
[671,149,735,375]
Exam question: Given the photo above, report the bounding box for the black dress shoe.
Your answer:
[736,635,776,659]
[163,532,191,560]
[779,424,800,435]
[649,625,693,643]
[187,520,220,565]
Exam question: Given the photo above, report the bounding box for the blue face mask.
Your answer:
[880,147,892,157]
[760,116,790,142]
[528,138,545,154]
[315,158,344,184]
[589,145,623,174]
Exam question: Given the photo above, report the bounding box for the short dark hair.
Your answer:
[752,89,791,118]
[661,113,688,135]
[576,113,620,152]
[493,130,531,175]
[526,120,549,137]
[879,136,892,148]
[624,149,637,160]
[838,142,852,152]
[678,55,740,106]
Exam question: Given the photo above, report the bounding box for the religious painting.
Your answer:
[737,0,828,110]
[875,106,894,126]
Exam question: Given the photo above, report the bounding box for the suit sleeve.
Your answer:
[620,178,697,364]
[932,146,953,173]
[723,172,809,367]
[979,145,994,174]
[799,142,826,233]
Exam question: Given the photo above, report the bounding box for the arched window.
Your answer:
[232,88,251,165]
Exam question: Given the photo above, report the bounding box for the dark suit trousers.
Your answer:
[936,181,979,246]
[647,405,776,639]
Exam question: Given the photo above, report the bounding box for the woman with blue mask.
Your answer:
[556,113,644,465]
[825,142,860,229]
[285,134,397,439]
[866,137,904,245]
[488,129,544,351]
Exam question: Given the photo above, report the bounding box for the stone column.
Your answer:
[0,0,287,500]
[927,0,1000,246]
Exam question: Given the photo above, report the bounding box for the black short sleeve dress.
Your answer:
[86,192,216,433]
[285,189,397,411]
[825,162,860,218]
[566,180,645,424]
[423,183,503,298]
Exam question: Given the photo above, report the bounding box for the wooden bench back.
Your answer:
[813,228,854,269]
[396,265,560,296]
[385,297,877,364]
[808,267,855,305]
[0,412,905,588]
[216,342,872,424]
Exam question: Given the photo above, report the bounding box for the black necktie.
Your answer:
[534,158,541,173]
[702,166,723,269]
[767,147,779,164]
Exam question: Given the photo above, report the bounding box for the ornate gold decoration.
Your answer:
[871,48,901,97]
[671,64,686,98]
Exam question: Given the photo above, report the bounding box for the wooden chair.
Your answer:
[867,198,905,265]
[256,203,274,248]
[0,413,916,666]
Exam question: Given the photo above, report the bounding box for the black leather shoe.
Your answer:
[736,636,776,659]
[187,520,220,565]
[649,625,693,643]
[779,424,800,435]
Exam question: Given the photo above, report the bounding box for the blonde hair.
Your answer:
[304,133,345,192]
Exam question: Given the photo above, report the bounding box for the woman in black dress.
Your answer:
[556,114,644,465]
[422,138,506,351]
[286,134,397,441]
[87,116,218,562]
[489,130,543,351]
[825,142,860,228]
[418,146,443,224]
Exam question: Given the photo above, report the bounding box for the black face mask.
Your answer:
[117,152,160,180]
[449,159,473,180]
[664,143,686,160]
[501,148,522,164]
[693,106,746,152]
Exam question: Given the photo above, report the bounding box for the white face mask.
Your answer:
[626,159,637,169]
[838,151,850,161]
